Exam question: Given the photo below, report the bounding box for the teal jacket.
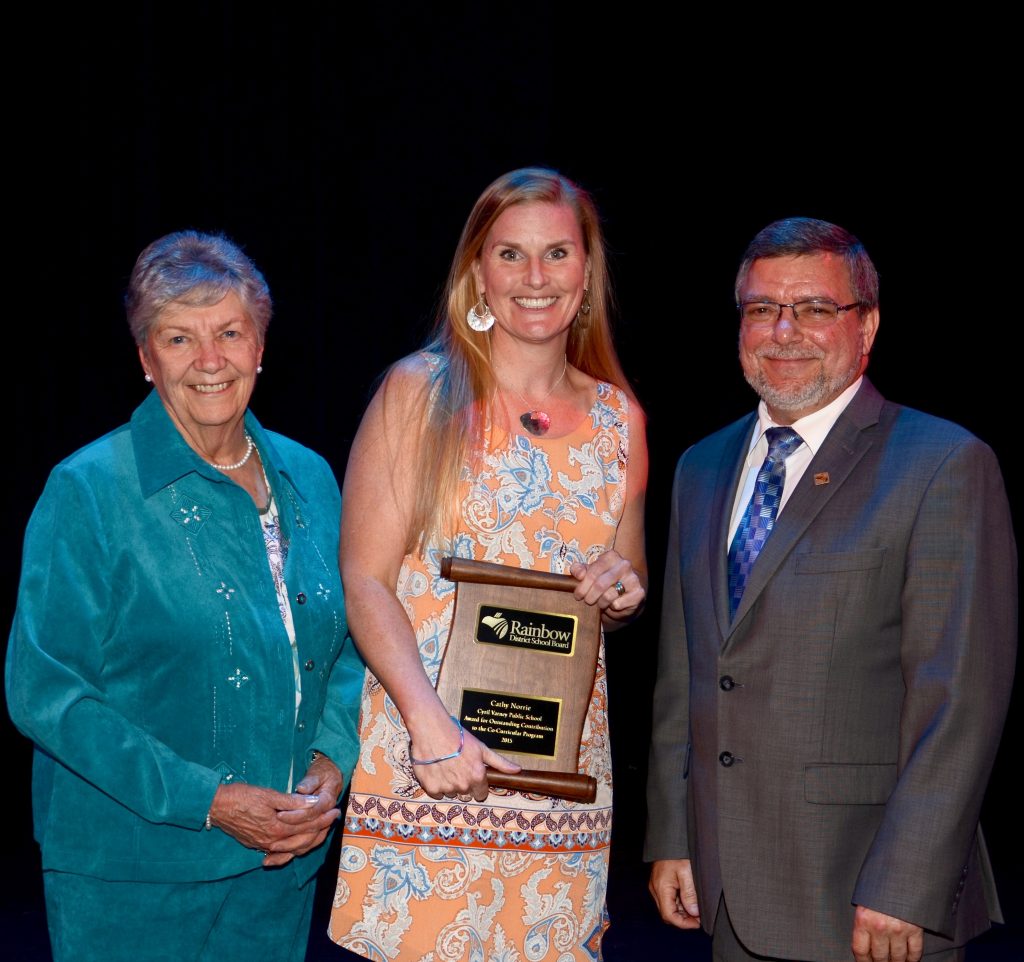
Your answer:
[6,391,364,884]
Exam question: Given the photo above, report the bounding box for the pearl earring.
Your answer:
[144,374,152,382]
[256,365,263,374]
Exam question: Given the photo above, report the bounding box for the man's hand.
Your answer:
[851,905,923,962]
[649,858,701,929]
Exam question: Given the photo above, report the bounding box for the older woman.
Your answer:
[329,169,648,959]
[6,231,363,961]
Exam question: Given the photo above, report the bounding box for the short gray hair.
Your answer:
[735,217,879,310]
[126,231,272,345]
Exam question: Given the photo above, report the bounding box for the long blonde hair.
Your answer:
[399,167,629,554]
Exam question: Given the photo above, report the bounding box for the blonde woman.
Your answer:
[330,169,648,959]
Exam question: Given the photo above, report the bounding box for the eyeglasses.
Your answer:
[739,299,861,328]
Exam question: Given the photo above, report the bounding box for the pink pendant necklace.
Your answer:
[504,355,567,437]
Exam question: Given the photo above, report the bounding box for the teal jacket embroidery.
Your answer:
[6,390,364,884]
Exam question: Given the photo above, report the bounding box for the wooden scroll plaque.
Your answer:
[435,557,600,803]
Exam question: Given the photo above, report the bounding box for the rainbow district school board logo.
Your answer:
[480,612,511,639]
[475,604,576,656]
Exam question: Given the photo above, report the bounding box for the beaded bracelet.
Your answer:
[410,715,465,765]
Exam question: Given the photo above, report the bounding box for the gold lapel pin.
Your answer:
[814,472,830,486]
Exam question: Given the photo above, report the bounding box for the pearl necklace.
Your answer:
[207,433,255,471]
[504,355,567,437]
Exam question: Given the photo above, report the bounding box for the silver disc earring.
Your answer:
[467,296,495,332]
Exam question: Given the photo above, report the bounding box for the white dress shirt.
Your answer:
[727,377,864,548]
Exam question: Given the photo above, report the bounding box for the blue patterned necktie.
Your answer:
[727,426,804,619]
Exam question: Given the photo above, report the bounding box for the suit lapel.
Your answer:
[726,380,886,635]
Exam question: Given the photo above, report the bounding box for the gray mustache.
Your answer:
[755,348,824,360]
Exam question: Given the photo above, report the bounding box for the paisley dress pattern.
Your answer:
[330,367,631,962]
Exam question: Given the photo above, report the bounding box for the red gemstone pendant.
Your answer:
[520,410,551,436]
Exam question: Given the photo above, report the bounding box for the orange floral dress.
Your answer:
[330,370,631,962]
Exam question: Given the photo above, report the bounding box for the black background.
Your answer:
[5,10,1019,960]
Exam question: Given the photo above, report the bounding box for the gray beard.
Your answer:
[744,357,861,420]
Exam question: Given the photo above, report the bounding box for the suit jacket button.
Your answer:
[719,751,735,767]
[297,720,306,732]
[720,675,735,691]
[295,592,307,604]
[304,659,315,671]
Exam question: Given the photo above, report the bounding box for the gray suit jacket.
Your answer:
[645,379,1016,959]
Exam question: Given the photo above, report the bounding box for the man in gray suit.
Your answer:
[645,218,1016,961]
